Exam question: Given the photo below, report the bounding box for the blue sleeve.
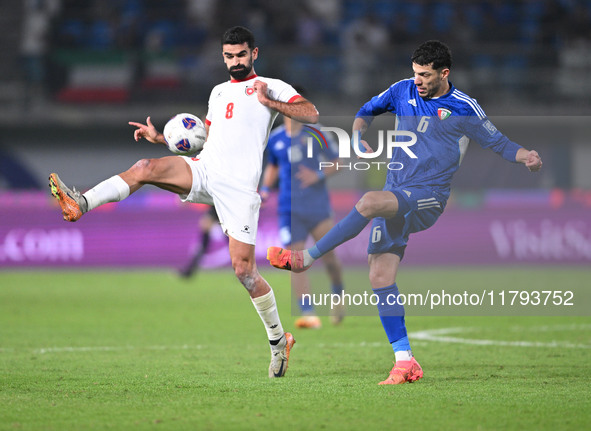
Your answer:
[463,115,522,163]
[356,84,398,124]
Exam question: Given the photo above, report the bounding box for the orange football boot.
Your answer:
[379,358,424,385]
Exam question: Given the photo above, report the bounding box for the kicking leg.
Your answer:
[267,190,402,271]
[49,156,192,222]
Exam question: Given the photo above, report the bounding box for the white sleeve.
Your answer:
[205,84,220,125]
[267,79,300,104]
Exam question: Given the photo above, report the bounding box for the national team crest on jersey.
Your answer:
[438,108,452,120]
[245,86,255,96]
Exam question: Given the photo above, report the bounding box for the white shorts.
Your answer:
[179,156,260,245]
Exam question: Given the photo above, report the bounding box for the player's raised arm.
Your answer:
[253,80,319,124]
[128,116,167,146]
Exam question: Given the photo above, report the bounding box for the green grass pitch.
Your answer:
[1,268,590,430]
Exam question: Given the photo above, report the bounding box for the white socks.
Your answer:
[251,289,285,348]
[302,250,315,267]
[395,350,413,362]
[83,175,130,211]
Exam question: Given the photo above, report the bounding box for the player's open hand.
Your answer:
[525,150,542,172]
[128,116,164,145]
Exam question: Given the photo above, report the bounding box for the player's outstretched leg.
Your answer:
[379,357,423,385]
[49,173,88,222]
[266,247,311,273]
[267,207,370,272]
[268,332,296,378]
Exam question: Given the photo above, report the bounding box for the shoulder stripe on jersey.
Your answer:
[204,119,212,126]
[288,94,302,104]
[454,89,486,117]
[452,90,485,119]
[452,90,485,118]
[378,78,414,98]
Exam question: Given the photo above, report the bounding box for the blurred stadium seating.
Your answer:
[1,0,590,114]
[2,1,591,187]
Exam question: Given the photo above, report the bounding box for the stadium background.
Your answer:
[1,0,590,269]
[1,2,591,430]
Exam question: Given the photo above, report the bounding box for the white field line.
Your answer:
[1,326,590,354]
[32,345,206,354]
[0,345,205,354]
[410,327,591,349]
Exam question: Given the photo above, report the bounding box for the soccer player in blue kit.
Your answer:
[261,91,345,329]
[268,40,542,384]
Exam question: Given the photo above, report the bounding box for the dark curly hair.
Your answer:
[411,40,452,70]
[221,26,255,50]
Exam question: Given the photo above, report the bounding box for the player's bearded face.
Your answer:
[223,43,257,80]
[228,59,253,80]
[413,63,449,99]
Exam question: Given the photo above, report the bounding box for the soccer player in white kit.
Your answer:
[48,26,319,378]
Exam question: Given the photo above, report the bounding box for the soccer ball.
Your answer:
[163,113,207,155]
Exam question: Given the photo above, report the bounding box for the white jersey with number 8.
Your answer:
[200,75,300,190]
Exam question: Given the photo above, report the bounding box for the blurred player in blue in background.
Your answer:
[179,206,221,278]
[261,86,345,329]
[268,41,542,384]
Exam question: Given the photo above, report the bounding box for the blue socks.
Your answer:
[331,283,343,295]
[299,295,314,314]
[308,207,369,259]
[373,283,411,354]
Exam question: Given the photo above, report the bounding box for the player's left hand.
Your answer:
[128,116,165,145]
[525,150,542,172]
[253,80,271,106]
[296,165,322,187]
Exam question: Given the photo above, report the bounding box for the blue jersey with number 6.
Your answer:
[356,79,522,201]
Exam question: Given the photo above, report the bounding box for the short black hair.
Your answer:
[221,26,255,50]
[411,40,452,70]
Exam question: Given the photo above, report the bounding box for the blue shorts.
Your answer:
[367,186,446,259]
[279,209,332,247]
